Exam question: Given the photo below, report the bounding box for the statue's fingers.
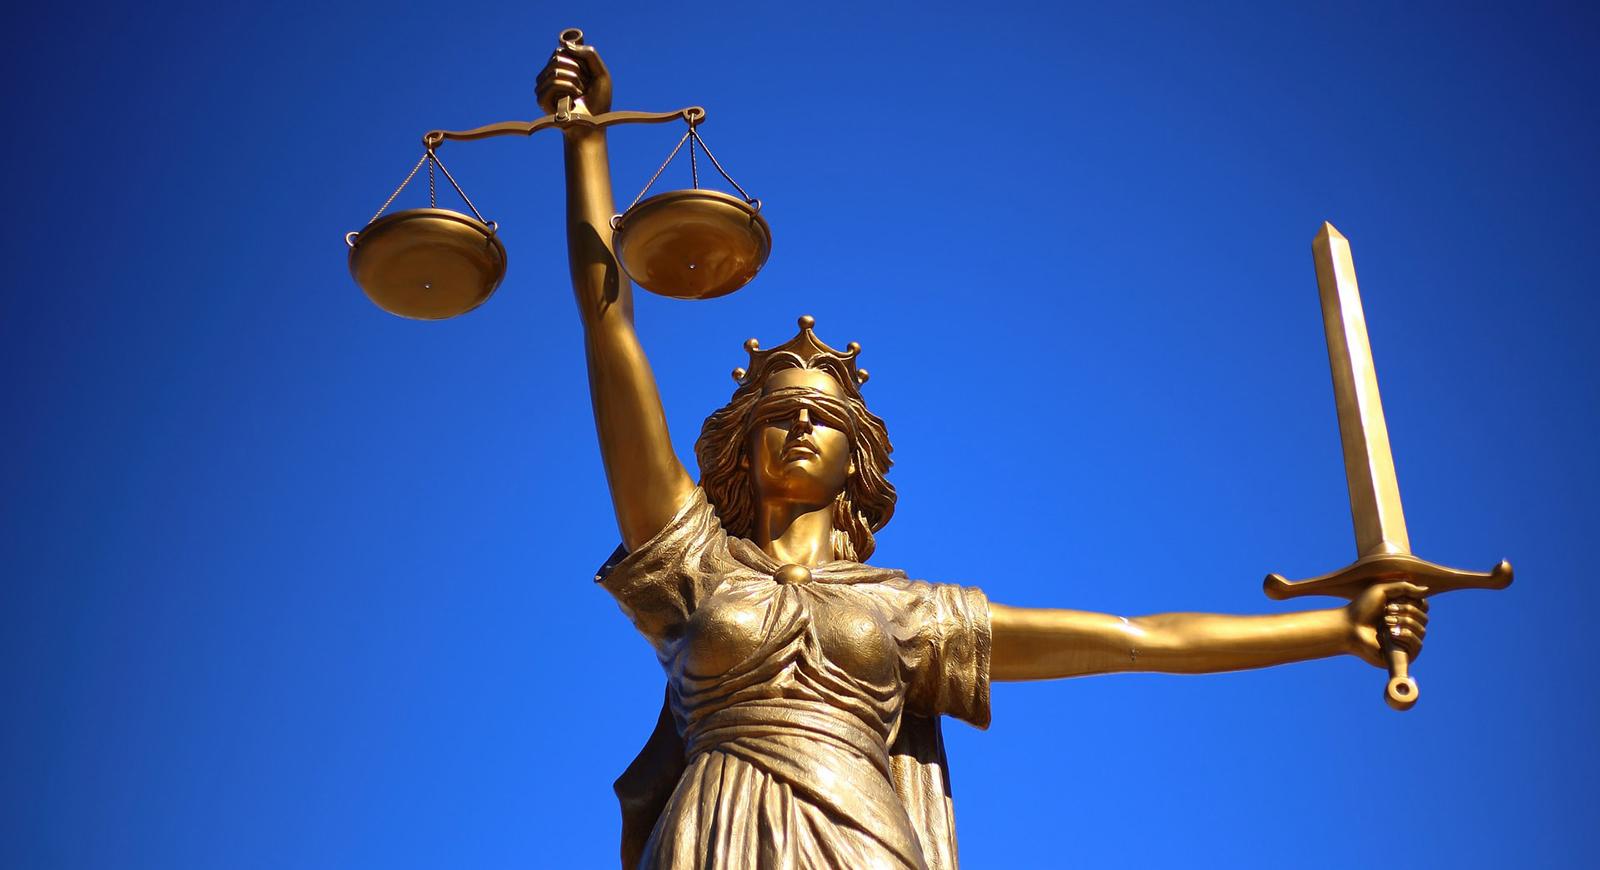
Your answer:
[537,71,584,98]
[537,81,582,103]
[1390,614,1427,652]
[536,64,581,93]
[1387,615,1426,637]
[1388,623,1424,659]
[567,43,610,80]
[1389,601,1428,624]
[537,59,582,87]
[540,75,583,96]
[1395,581,1430,599]
[539,53,581,78]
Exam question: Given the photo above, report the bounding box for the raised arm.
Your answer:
[538,40,694,550]
[989,581,1428,681]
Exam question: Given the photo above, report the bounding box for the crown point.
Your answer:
[846,342,861,355]
[736,317,868,395]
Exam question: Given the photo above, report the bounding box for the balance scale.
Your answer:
[346,28,772,319]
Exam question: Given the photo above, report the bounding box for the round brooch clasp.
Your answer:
[773,564,812,586]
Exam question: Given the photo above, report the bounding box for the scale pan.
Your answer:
[613,189,771,300]
[348,208,507,320]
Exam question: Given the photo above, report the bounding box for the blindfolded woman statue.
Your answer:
[538,41,1426,870]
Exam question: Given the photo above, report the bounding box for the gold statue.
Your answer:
[345,27,1513,870]
[520,38,1506,870]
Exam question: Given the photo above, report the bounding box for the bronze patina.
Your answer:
[345,28,1512,870]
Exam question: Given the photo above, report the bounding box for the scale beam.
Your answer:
[422,106,704,150]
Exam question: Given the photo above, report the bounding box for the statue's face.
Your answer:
[745,368,855,511]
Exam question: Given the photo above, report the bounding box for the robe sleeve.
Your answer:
[594,487,731,649]
[892,579,993,729]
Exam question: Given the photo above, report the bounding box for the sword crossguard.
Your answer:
[1265,554,1512,602]
[1264,554,1513,710]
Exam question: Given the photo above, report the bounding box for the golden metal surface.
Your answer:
[354,27,1514,867]
[353,24,768,310]
[347,208,506,320]
[613,189,771,299]
[1315,223,1409,557]
[421,106,703,150]
[1264,223,1512,710]
[522,34,1490,866]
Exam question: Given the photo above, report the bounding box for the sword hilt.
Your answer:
[1384,642,1418,711]
[1264,553,1512,711]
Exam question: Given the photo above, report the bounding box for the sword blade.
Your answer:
[1312,223,1411,557]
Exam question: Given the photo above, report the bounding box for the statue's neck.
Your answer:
[753,501,835,566]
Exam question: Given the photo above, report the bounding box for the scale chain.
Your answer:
[429,150,489,224]
[689,130,700,189]
[621,122,761,217]
[361,149,489,228]
[624,128,695,213]
[366,152,431,227]
[692,128,757,206]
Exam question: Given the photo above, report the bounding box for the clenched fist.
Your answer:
[535,30,612,117]
[1347,581,1429,667]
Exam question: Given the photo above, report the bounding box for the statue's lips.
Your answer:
[781,443,818,462]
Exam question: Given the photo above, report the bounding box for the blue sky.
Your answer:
[3,2,1597,867]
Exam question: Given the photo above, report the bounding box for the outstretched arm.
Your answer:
[539,41,694,550]
[989,581,1428,681]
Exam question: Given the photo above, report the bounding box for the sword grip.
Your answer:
[1383,638,1418,711]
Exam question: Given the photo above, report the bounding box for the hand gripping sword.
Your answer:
[1264,223,1512,711]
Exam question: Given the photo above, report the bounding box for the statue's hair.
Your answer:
[696,367,895,561]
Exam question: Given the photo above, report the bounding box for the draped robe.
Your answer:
[596,488,992,869]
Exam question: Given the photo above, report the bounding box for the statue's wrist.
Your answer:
[1338,606,1361,655]
[563,125,608,145]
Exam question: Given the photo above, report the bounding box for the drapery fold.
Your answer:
[597,488,989,869]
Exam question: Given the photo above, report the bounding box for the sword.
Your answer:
[1264,222,1512,710]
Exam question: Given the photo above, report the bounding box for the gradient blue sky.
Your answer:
[4,2,1597,867]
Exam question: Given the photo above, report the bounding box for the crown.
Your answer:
[731,315,870,390]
